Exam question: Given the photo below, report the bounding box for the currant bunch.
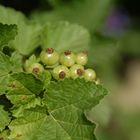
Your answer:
[24,48,100,84]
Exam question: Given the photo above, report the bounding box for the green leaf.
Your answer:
[0,52,12,77]
[10,23,41,55]
[0,5,41,55]
[9,106,97,140]
[8,79,107,139]
[11,98,42,118]
[6,72,43,107]
[0,23,17,48]
[85,100,111,127]
[0,75,10,95]
[0,52,22,94]
[0,129,10,140]
[44,78,107,111]
[41,22,90,52]
[38,70,52,89]
[0,105,11,132]
[11,72,44,95]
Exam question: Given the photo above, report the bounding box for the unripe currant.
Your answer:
[52,65,70,80]
[40,48,59,66]
[70,64,84,79]
[27,63,44,75]
[59,50,75,67]
[84,69,96,81]
[76,51,88,65]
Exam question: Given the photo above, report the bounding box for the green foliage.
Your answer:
[0,23,17,48]
[0,52,22,94]
[0,5,41,55]
[8,79,107,139]
[41,22,90,52]
[0,106,11,132]
[0,4,108,139]
[31,0,112,32]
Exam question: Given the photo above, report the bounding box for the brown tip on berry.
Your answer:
[16,134,22,137]
[64,50,71,55]
[82,50,88,55]
[59,71,66,79]
[77,69,84,76]
[32,67,39,74]
[46,48,54,54]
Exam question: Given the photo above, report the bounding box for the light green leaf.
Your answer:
[0,5,41,55]
[11,98,42,118]
[41,22,90,52]
[10,52,23,72]
[11,72,44,95]
[9,79,107,139]
[9,106,97,140]
[38,70,52,89]
[0,129,10,140]
[10,23,41,55]
[0,52,22,94]
[0,75,10,95]
[0,23,17,48]
[44,78,107,111]
[6,72,43,107]
[0,52,12,77]
[85,100,111,127]
[0,105,11,132]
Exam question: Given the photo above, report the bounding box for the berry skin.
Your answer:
[76,52,88,66]
[70,64,84,79]
[40,48,59,66]
[84,69,96,81]
[59,50,76,67]
[52,65,70,80]
[27,63,44,75]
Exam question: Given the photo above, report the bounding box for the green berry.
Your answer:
[84,69,96,81]
[76,51,88,65]
[27,63,44,75]
[59,50,75,67]
[40,48,59,66]
[70,64,84,79]
[52,65,70,80]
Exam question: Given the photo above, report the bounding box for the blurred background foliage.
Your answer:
[0,0,140,140]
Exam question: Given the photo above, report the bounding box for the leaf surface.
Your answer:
[0,23,17,48]
[41,22,90,52]
[9,79,107,139]
[0,105,11,132]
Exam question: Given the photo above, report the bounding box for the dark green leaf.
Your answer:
[0,23,17,48]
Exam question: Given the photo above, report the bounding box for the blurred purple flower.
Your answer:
[102,8,131,37]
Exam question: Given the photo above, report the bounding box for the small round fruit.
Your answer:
[40,48,59,66]
[52,65,70,80]
[84,69,96,81]
[70,64,84,79]
[27,63,44,75]
[59,50,75,67]
[76,51,88,65]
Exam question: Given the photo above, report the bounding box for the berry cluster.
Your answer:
[24,48,100,84]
